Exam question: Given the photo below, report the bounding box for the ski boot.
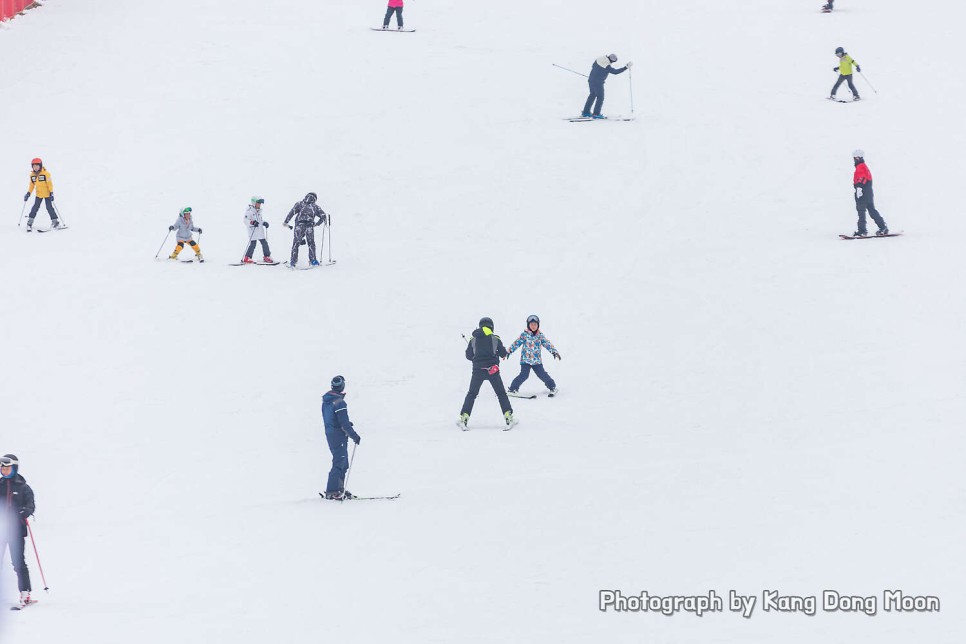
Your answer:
[852,230,868,238]
[592,114,607,119]
[196,253,205,263]
[580,112,592,118]
[51,219,62,229]
[397,25,404,30]
[241,256,254,264]
[342,490,355,500]
[18,591,31,608]
[548,387,558,397]
[263,256,275,264]
[382,24,388,29]
[310,259,320,266]
[504,411,517,430]
[852,95,862,101]
[324,490,343,500]
[168,252,179,260]
[25,218,34,232]
[457,413,469,430]
[876,226,890,236]
[507,389,518,395]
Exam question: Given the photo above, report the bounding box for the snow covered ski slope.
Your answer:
[1,0,964,642]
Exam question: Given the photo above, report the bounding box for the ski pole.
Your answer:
[26,520,50,592]
[243,221,257,258]
[342,443,357,500]
[319,219,326,263]
[154,230,172,259]
[52,201,67,227]
[552,63,588,78]
[327,215,333,264]
[629,69,635,114]
[18,200,28,227]
[859,70,878,94]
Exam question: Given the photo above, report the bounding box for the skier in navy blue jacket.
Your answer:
[2,454,35,608]
[321,376,361,500]
[582,54,632,118]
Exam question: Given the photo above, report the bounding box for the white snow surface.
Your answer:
[1,0,964,641]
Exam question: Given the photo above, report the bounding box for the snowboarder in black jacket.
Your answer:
[458,318,515,430]
[1,454,35,608]
[582,54,632,118]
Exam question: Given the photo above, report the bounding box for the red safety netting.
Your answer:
[1,0,34,22]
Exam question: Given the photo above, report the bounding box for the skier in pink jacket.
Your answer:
[382,0,404,30]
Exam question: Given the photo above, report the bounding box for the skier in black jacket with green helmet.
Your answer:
[458,318,516,430]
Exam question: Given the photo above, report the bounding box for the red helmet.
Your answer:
[31,158,42,166]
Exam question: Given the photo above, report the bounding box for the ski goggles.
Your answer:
[0,456,18,467]
[253,198,265,204]
[526,315,540,325]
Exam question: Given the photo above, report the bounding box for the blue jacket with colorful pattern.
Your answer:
[507,329,558,365]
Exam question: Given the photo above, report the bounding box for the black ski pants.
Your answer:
[383,6,403,27]
[3,535,31,592]
[831,74,858,97]
[291,222,317,266]
[325,430,350,494]
[28,197,58,222]
[245,239,271,259]
[583,81,605,116]
[855,198,886,235]
[461,368,513,417]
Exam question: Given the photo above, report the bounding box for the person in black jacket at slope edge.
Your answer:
[582,54,633,118]
[457,318,515,430]
[1,454,35,608]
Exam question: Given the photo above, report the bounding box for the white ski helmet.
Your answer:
[852,149,865,158]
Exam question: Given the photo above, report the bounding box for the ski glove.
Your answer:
[197,227,203,234]
[286,223,294,230]
[833,67,839,72]
[625,61,634,68]
[169,225,176,231]
[49,193,54,201]
[249,221,258,227]
[553,352,562,360]
[263,221,269,228]
[856,65,861,72]
[23,193,30,202]
[353,434,361,446]
[855,186,864,199]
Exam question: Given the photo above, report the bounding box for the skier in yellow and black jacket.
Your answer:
[830,47,861,101]
[24,158,62,231]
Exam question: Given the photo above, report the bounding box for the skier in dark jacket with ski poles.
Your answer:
[283,192,326,267]
[582,54,633,118]
[457,318,515,430]
[322,376,361,500]
[1,454,35,609]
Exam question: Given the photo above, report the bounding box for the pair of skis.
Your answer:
[282,260,337,270]
[228,261,281,267]
[509,389,558,400]
[566,115,635,122]
[370,27,415,33]
[11,599,38,611]
[318,493,400,501]
[27,226,69,233]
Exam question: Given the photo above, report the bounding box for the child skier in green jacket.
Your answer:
[830,46,861,101]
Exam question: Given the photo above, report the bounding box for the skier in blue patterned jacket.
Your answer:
[506,315,561,394]
[322,376,361,500]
